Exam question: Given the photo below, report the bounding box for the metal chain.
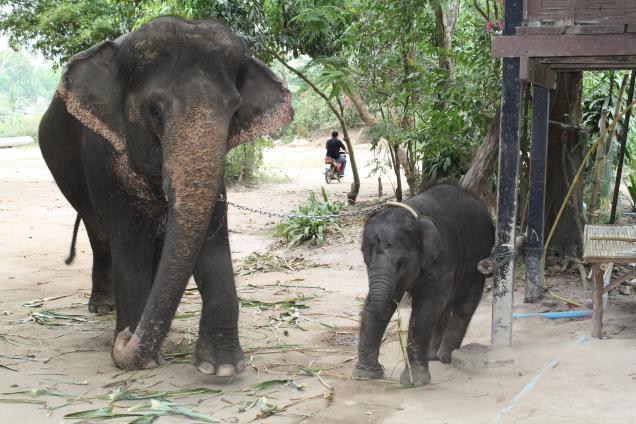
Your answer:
[217,194,385,220]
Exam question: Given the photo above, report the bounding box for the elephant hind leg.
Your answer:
[437,273,485,363]
[85,220,114,315]
[39,99,114,314]
[428,304,451,361]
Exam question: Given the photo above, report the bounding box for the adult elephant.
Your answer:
[38,17,293,378]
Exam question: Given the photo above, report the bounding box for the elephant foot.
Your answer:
[400,362,431,387]
[437,348,453,364]
[194,327,245,383]
[88,293,115,315]
[351,362,384,380]
[427,350,439,361]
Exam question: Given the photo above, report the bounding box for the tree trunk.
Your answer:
[434,0,460,109]
[348,90,377,126]
[545,72,585,259]
[388,142,403,201]
[459,108,500,196]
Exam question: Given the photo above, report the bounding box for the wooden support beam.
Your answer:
[492,0,523,348]
[492,33,636,58]
[592,264,604,338]
[540,56,636,66]
[602,268,636,295]
[525,85,550,302]
[520,58,556,89]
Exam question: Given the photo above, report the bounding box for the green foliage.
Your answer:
[0,0,502,195]
[581,71,636,216]
[0,0,139,67]
[276,188,344,246]
[224,137,273,185]
[0,48,59,141]
[0,50,56,114]
[336,0,499,189]
[627,174,636,212]
[0,114,41,140]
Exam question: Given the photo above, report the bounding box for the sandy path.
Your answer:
[1,144,636,423]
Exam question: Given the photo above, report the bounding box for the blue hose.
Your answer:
[512,310,592,320]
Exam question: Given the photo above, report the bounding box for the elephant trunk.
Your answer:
[367,274,396,322]
[357,273,396,367]
[112,103,228,370]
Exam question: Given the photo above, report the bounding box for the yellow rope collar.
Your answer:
[385,201,419,219]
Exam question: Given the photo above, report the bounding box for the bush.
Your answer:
[276,188,345,246]
[0,114,41,141]
[224,137,273,185]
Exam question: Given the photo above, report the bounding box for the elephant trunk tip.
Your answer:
[112,327,147,371]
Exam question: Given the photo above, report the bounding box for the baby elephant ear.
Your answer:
[417,217,441,269]
[58,41,126,153]
[228,57,294,149]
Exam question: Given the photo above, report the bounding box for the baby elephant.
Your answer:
[352,183,494,386]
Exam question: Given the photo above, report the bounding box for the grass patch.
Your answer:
[275,188,344,247]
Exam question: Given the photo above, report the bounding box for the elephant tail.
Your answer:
[64,214,81,265]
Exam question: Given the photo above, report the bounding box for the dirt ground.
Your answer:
[2,142,636,424]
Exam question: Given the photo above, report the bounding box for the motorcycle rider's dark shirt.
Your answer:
[326,137,346,160]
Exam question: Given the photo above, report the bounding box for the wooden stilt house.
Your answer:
[490,0,636,345]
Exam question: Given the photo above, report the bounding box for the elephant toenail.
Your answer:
[216,364,235,377]
[96,305,111,315]
[197,362,216,375]
[235,360,246,373]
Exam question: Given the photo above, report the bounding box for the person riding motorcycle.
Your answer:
[325,131,347,177]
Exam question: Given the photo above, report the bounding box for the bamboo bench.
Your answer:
[583,224,636,338]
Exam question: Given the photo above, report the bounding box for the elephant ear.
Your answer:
[417,217,441,269]
[58,41,126,153]
[228,57,293,149]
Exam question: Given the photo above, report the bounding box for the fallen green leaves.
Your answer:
[65,399,220,422]
[248,378,305,392]
[105,387,221,403]
[235,251,324,276]
[21,294,73,308]
[27,309,92,326]
[238,294,315,311]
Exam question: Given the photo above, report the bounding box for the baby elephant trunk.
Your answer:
[367,274,396,322]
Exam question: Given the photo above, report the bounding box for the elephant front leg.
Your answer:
[400,295,445,387]
[192,197,245,381]
[109,219,156,335]
[352,299,397,380]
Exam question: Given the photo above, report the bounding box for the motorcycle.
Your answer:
[324,153,345,184]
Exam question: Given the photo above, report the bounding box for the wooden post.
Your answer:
[610,70,636,224]
[492,0,523,348]
[591,263,603,338]
[525,85,550,302]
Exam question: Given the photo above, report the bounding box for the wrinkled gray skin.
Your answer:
[352,184,494,386]
[38,17,293,378]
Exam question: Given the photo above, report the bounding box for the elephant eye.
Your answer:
[145,103,164,132]
[148,104,161,118]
